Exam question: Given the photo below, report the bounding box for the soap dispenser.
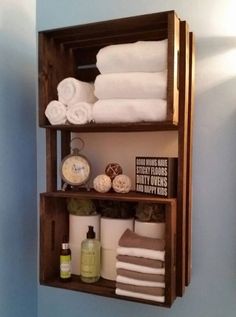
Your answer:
[80,226,101,283]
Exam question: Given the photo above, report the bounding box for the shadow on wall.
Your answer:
[0,2,36,134]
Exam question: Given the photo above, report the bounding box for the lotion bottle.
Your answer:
[60,242,71,282]
[80,226,101,283]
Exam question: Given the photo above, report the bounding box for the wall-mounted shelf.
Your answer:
[38,10,195,308]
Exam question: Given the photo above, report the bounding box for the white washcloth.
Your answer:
[116,275,165,287]
[93,99,167,123]
[66,102,93,124]
[57,77,97,106]
[117,247,165,261]
[116,262,165,275]
[96,40,168,74]
[115,288,165,303]
[94,72,167,100]
[45,100,67,125]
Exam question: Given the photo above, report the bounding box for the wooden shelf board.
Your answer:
[41,189,177,204]
[40,275,169,307]
[40,121,178,133]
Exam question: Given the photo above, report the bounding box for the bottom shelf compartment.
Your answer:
[40,192,176,307]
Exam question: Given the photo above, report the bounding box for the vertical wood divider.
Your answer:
[46,128,57,192]
[176,21,189,296]
[185,32,195,285]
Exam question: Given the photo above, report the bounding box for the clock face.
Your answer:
[61,155,91,186]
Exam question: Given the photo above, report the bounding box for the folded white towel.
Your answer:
[96,40,168,74]
[117,247,165,261]
[116,262,165,275]
[116,275,165,287]
[57,77,97,106]
[45,100,67,125]
[94,72,167,100]
[66,102,93,125]
[93,99,167,123]
[115,288,165,303]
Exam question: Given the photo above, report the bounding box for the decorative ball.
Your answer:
[93,174,112,193]
[112,174,131,193]
[105,163,123,180]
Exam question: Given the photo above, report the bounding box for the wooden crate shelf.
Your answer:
[38,9,195,308]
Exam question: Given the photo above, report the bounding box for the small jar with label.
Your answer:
[60,242,71,282]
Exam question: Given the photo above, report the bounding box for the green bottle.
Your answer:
[80,226,101,283]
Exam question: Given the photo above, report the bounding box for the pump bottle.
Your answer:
[80,226,101,283]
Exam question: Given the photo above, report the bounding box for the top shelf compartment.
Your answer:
[38,10,180,130]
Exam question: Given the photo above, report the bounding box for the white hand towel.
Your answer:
[57,77,97,106]
[96,40,168,74]
[116,275,165,287]
[117,247,165,261]
[45,100,67,125]
[116,262,165,275]
[93,99,167,123]
[66,102,93,125]
[115,288,165,303]
[94,72,167,100]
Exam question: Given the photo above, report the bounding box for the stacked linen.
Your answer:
[115,229,165,303]
[45,77,96,125]
[93,40,168,123]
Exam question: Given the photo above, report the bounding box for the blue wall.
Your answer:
[0,1,37,317]
[37,1,236,317]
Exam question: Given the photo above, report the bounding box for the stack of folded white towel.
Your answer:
[93,40,168,123]
[115,229,165,303]
[45,77,97,125]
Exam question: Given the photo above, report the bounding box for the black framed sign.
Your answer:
[135,157,177,197]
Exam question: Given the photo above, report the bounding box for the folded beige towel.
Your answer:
[66,102,93,124]
[116,255,163,268]
[116,275,165,287]
[45,100,67,125]
[94,72,167,100]
[116,261,165,275]
[57,77,96,106]
[117,247,165,261]
[93,99,167,123]
[119,229,165,251]
[117,268,165,283]
[116,282,165,296]
[115,288,165,303]
[96,40,168,74]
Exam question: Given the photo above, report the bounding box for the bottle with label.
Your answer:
[80,226,101,283]
[60,242,71,282]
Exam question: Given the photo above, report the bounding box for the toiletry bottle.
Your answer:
[80,226,101,283]
[60,242,71,282]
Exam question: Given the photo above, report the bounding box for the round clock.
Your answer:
[60,138,91,190]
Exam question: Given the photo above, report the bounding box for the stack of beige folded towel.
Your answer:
[93,40,168,123]
[115,229,165,303]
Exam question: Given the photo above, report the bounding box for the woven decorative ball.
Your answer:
[93,174,112,193]
[105,162,123,180]
[112,174,131,193]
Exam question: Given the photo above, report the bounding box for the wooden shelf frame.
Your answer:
[38,10,194,307]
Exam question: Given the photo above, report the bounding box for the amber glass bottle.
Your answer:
[60,242,72,282]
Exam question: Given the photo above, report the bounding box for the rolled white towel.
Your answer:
[115,288,165,303]
[96,40,168,74]
[66,102,93,125]
[93,99,167,123]
[45,100,67,125]
[94,72,167,100]
[116,275,165,287]
[117,246,165,261]
[57,77,97,106]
